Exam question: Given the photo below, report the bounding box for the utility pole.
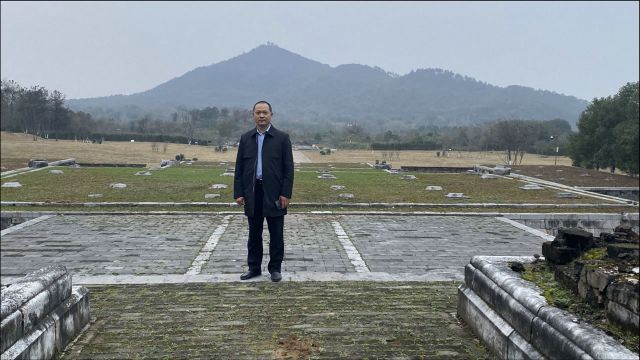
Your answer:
[550,135,558,166]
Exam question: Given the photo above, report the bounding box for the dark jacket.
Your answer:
[233,125,294,217]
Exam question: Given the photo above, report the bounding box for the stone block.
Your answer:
[492,280,536,342]
[464,264,476,288]
[507,330,545,360]
[19,290,50,333]
[470,256,520,287]
[558,227,593,251]
[457,285,511,360]
[537,306,637,359]
[469,268,500,310]
[530,315,591,360]
[607,300,639,331]
[606,281,639,314]
[467,266,540,342]
[44,273,72,315]
[1,316,56,360]
[1,310,22,353]
[607,243,639,261]
[554,264,579,294]
[542,242,580,265]
[2,266,68,319]
[500,277,547,316]
[585,267,617,293]
[50,286,91,352]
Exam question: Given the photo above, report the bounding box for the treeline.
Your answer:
[1,80,76,140]
[0,80,253,144]
[315,118,573,163]
[568,82,638,175]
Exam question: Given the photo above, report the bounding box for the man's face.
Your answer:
[253,103,272,129]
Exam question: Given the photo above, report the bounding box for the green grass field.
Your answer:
[0,165,618,205]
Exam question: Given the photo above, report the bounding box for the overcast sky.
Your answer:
[1,1,638,101]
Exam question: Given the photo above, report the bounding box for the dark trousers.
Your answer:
[247,181,284,273]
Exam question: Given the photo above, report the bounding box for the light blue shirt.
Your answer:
[256,124,271,180]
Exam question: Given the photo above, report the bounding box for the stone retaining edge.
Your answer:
[0,159,75,180]
[460,255,638,360]
[2,211,637,218]
[509,173,637,205]
[1,265,68,319]
[1,201,635,208]
[457,285,545,360]
[1,286,89,360]
[2,271,465,286]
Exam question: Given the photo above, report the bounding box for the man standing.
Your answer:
[234,101,294,282]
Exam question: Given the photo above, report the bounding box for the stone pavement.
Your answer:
[1,213,546,282]
[2,213,547,359]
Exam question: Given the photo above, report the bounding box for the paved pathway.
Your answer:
[3,213,538,359]
[292,150,312,163]
[1,213,546,283]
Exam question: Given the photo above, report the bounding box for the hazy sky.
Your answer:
[1,1,638,101]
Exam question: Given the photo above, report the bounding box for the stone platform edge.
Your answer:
[1,266,90,360]
[457,255,638,360]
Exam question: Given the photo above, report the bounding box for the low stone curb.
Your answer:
[457,255,638,359]
[1,201,634,208]
[509,173,635,205]
[1,159,76,179]
[2,271,464,286]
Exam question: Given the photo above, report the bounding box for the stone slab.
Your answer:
[1,265,67,319]
[1,316,56,360]
[457,285,512,359]
[50,287,91,353]
[0,311,22,353]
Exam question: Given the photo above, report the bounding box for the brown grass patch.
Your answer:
[273,334,318,359]
[2,131,624,173]
[300,149,573,167]
[0,131,235,169]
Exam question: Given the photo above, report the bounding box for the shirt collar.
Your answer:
[256,124,271,135]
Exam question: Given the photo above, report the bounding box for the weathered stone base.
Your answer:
[457,285,544,359]
[457,256,638,360]
[1,287,89,360]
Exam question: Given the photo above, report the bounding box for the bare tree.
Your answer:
[177,110,194,145]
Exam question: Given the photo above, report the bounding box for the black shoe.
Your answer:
[270,271,282,282]
[240,270,261,280]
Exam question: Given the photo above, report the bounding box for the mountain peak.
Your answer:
[66,44,589,126]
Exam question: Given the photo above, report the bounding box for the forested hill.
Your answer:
[67,43,589,127]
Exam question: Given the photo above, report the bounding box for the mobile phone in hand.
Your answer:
[275,199,283,209]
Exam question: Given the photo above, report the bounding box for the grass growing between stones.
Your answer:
[58,282,495,359]
[1,165,620,205]
[523,261,639,353]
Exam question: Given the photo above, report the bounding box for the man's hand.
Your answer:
[279,196,289,209]
[235,197,245,206]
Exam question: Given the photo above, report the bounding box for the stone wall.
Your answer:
[1,265,90,360]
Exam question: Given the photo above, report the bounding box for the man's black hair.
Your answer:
[253,100,273,113]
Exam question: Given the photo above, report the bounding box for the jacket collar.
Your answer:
[251,125,274,137]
